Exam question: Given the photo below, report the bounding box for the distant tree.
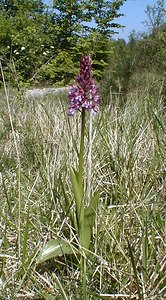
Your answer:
[144,0,166,35]
[0,0,127,85]
[53,0,127,44]
[90,0,126,37]
[43,0,127,84]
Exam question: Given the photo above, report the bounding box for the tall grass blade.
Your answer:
[127,238,142,300]
[22,206,30,265]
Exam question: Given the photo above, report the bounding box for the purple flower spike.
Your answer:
[67,55,100,116]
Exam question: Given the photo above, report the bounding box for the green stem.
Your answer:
[78,108,85,197]
[77,109,88,299]
[83,255,88,300]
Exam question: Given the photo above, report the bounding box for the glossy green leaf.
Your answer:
[85,192,99,218]
[37,238,74,264]
[70,167,84,228]
[80,193,99,251]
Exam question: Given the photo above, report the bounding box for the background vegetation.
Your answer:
[0,0,165,299]
[0,0,165,90]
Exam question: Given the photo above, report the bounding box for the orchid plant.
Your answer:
[37,55,99,268]
[67,55,99,253]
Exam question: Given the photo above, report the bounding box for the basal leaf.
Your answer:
[37,238,74,264]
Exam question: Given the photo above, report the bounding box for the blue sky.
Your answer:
[44,0,164,40]
[114,0,161,40]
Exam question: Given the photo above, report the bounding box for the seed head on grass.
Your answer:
[67,55,100,116]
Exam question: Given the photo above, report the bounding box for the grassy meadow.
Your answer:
[0,79,165,299]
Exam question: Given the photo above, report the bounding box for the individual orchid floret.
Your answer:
[67,55,100,115]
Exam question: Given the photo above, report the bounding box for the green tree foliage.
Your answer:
[52,0,92,49]
[47,0,126,84]
[0,0,58,84]
[0,0,45,15]
[90,0,126,37]
[53,0,126,39]
[0,0,126,85]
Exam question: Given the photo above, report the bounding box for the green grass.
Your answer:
[0,84,165,299]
